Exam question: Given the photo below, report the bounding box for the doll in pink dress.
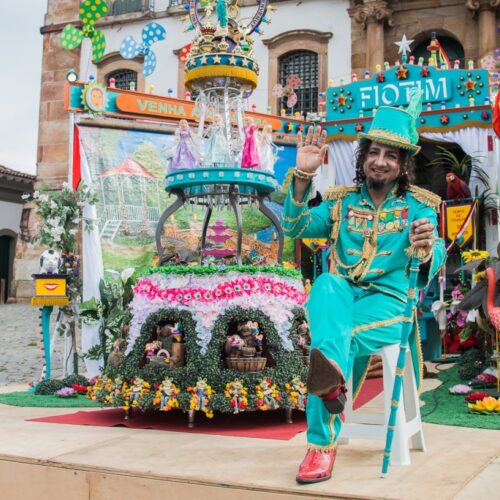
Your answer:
[241,116,260,168]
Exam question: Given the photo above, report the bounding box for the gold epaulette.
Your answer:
[323,185,359,201]
[408,185,442,211]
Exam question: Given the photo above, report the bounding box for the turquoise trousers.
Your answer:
[306,273,408,449]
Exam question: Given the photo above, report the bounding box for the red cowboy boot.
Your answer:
[296,447,337,484]
[307,348,347,414]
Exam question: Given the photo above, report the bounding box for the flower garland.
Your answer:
[224,379,248,414]
[187,379,214,418]
[255,377,281,410]
[127,270,306,354]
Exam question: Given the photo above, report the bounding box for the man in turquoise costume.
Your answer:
[282,89,446,484]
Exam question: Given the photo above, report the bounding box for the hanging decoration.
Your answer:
[60,0,108,63]
[120,22,167,77]
[272,75,302,108]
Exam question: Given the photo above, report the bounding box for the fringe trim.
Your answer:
[323,185,359,201]
[408,185,442,211]
[307,443,338,452]
[31,297,69,307]
[405,243,432,262]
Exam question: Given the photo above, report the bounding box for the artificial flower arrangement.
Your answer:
[152,378,180,412]
[467,396,500,414]
[224,379,248,414]
[56,387,77,398]
[448,384,472,395]
[187,379,214,418]
[285,376,307,410]
[255,377,281,411]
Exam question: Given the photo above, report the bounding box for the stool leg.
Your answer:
[403,351,426,451]
[383,345,410,466]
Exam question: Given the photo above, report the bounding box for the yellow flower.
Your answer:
[462,250,489,264]
[473,271,486,281]
[468,397,500,412]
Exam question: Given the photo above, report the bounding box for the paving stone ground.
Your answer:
[0,304,86,386]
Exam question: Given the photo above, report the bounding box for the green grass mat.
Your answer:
[420,365,500,430]
[0,392,101,408]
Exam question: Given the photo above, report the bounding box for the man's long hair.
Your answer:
[353,140,416,197]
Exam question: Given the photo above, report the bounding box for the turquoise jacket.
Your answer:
[282,180,446,393]
[282,181,446,299]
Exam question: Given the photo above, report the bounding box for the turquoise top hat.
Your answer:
[359,88,423,155]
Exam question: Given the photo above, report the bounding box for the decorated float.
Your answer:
[26,1,499,426]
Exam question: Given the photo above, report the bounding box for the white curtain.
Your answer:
[80,143,105,377]
[420,127,491,196]
[319,141,358,192]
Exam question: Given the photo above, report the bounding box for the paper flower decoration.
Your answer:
[120,22,167,77]
[60,0,108,63]
[272,75,302,108]
[467,396,500,414]
[448,384,471,395]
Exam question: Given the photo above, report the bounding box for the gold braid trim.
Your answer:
[323,185,359,201]
[408,185,442,212]
[352,315,413,335]
[307,442,338,452]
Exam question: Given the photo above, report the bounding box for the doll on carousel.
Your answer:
[257,123,276,173]
[241,116,260,168]
[168,119,199,172]
[204,113,228,167]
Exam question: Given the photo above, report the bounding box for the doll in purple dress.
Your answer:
[241,116,260,168]
[168,119,199,172]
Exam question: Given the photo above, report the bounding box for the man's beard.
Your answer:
[366,177,387,191]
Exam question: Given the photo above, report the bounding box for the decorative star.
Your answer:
[228,55,237,65]
[212,54,221,64]
[394,34,414,56]
[287,123,294,132]
[465,79,476,91]
[242,58,250,67]
[396,66,408,79]
[440,115,449,125]
[420,66,430,77]
[481,111,490,120]
[355,123,364,132]
[337,94,347,106]
[200,54,208,64]
[376,73,385,83]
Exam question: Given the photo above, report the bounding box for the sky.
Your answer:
[0,1,46,175]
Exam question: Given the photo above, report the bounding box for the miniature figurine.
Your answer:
[258,123,276,173]
[145,340,162,359]
[204,113,228,166]
[241,116,260,168]
[158,377,179,411]
[168,119,199,172]
[39,249,62,274]
[296,319,311,356]
[251,321,264,354]
[225,334,245,358]
[227,379,247,414]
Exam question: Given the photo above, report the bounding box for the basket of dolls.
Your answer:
[226,356,267,372]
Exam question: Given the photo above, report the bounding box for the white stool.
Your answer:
[339,344,425,466]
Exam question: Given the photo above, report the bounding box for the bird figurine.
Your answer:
[485,266,500,392]
[445,172,471,200]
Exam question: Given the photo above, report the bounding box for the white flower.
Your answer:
[50,200,58,210]
[39,194,49,203]
[72,217,81,224]
[33,191,39,199]
[69,229,78,235]
[62,182,72,191]
[121,267,135,283]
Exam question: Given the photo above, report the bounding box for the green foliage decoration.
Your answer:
[35,374,90,395]
[93,304,308,415]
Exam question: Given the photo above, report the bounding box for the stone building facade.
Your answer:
[12,0,500,299]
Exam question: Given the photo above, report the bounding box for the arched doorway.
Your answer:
[0,230,17,303]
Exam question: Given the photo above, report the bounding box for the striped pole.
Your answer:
[381,255,421,477]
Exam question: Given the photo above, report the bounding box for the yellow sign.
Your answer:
[32,274,69,307]
[445,203,474,245]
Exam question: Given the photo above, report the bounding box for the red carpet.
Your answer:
[27,378,382,440]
